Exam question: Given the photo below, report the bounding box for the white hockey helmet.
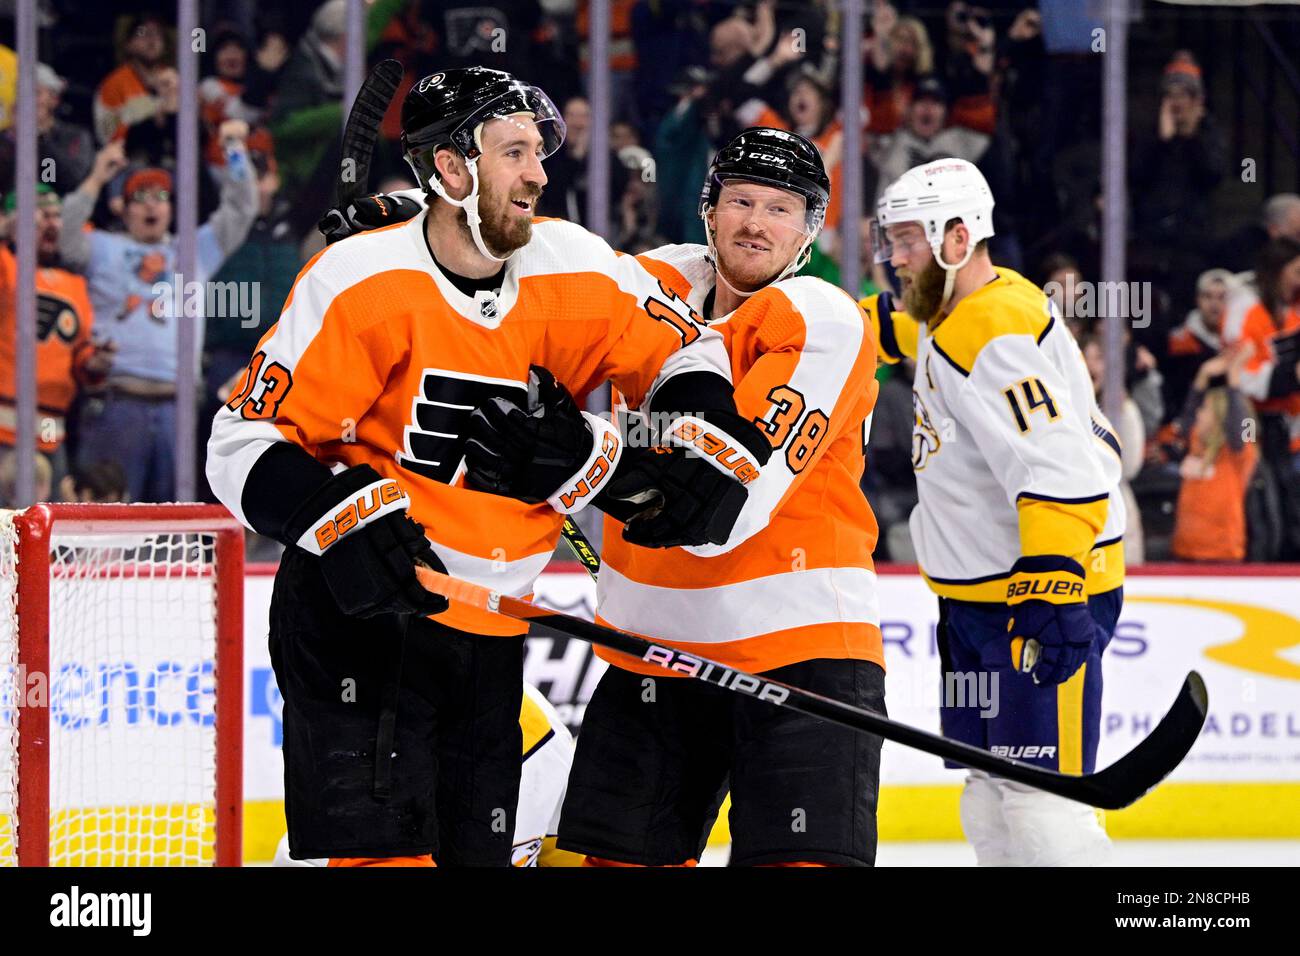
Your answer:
[872,158,995,266]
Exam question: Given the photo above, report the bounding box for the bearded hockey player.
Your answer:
[206,67,768,867]
[463,128,885,866]
[866,159,1125,866]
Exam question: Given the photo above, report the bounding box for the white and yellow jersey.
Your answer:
[863,267,1126,601]
[272,682,579,867]
[513,683,580,867]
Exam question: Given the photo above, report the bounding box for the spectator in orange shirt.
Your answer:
[1165,268,1234,414]
[1171,347,1258,562]
[865,5,933,135]
[198,28,289,172]
[0,185,113,483]
[737,68,847,231]
[936,3,998,135]
[1227,237,1300,557]
[94,13,170,145]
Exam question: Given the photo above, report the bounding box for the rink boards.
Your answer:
[8,563,1293,863]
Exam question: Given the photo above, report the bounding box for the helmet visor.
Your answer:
[708,176,825,238]
[464,84,566,159]
[871,218,932,264]
[406,83,566,190]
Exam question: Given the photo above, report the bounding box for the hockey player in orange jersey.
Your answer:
[462,128,886,866]
[206,68,772,867]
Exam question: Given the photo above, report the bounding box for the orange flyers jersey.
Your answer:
[596,243,883,677]
[93,63,154,143]
[1228,300,1300,421]
[207,213,728,636]
[0,246,95,451]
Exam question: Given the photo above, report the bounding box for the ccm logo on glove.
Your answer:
[664,417,761,485]
[299,478,409,554]
[551,420,622,513]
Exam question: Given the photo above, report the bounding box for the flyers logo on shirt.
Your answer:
[36,292,81,344]
[397,368,527,484]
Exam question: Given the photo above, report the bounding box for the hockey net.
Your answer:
[0,504,243,866]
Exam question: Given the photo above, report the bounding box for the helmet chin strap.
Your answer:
[933,241,976,314]
[425,156,510,263]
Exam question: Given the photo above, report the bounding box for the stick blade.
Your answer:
[338,58,404,206]
[1082,671,1208,810]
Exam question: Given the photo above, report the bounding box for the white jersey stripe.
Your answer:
[596,563,881,646]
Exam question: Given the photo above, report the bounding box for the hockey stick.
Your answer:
[318,58,405,243]
[560,516,601,581]
[337,58,403,208]
[415,566,1207,810]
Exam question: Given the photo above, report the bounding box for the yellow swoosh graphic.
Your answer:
[1126,596,1300,680]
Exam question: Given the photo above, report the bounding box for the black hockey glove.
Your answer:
[599,411,772,549]
[283,464,449,618]
[1005,555,1096,685]
[318,192,423,245]
[464,366,623,512]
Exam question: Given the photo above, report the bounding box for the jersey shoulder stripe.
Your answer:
[764,276,866,348]
[930,267,1053,374]
[525,217,622,277]
[637,242,713,300]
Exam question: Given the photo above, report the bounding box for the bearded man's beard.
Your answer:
[468,176,542,257]
[902,256,949,324]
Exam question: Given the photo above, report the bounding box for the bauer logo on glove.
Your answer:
[1005,554,1096,686]
[663,416,762,485]
[303,478,408,554]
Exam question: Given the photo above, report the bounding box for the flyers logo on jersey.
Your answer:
[309,479,408,553]
[666,418,760,485]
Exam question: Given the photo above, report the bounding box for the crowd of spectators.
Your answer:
[0,0,1297,564]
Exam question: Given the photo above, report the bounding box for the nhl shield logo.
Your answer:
[477,290,499,321]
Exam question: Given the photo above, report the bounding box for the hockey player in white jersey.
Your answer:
[868,159,1125,866]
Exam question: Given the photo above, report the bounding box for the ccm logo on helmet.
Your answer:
[1006,578,1084,600]
[667,419,760,485]
[312,480,408,551]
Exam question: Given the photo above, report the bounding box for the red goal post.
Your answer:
[0,504,244,866]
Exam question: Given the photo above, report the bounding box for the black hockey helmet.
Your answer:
[700,127,830,282]
[698,127,830,228]
[401,67,565,194]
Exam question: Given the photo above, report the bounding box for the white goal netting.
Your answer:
[0,510,225,866]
